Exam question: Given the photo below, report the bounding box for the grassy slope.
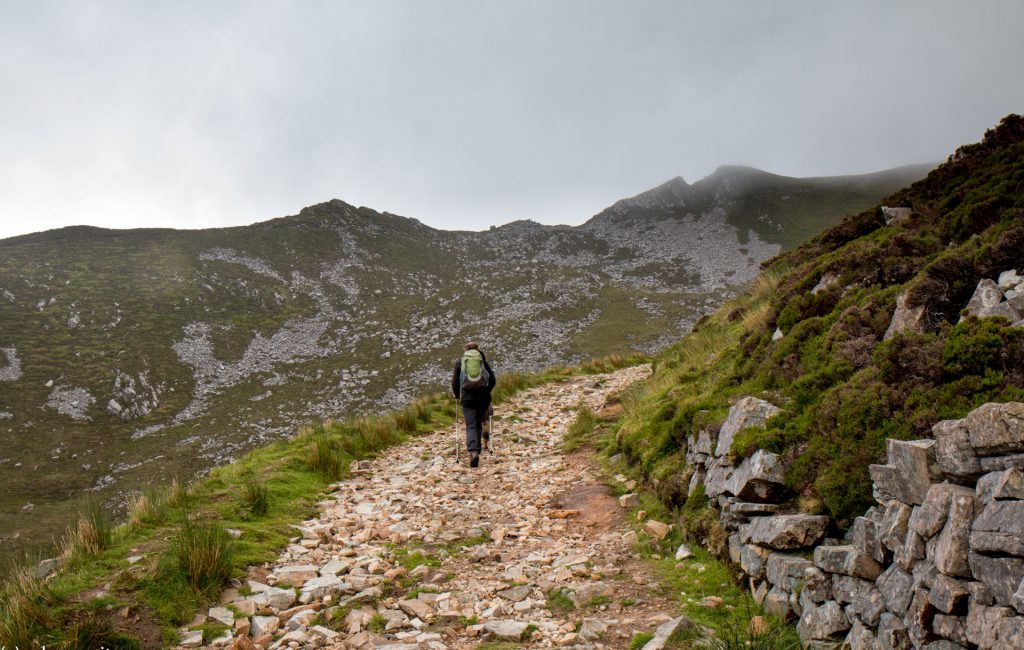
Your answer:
[610,114,1024,528]
[0,356,644,648]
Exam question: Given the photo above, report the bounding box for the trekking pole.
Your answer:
[489,408,495,454]
[454,396,460,462]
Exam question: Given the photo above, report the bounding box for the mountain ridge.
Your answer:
[0,161,928,561]
[0,163,934,245]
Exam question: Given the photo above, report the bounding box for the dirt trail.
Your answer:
[189,365,687,649]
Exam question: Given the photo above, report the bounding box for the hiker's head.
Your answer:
[464,342,480,351]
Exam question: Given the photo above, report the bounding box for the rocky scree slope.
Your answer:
[0,164,923,561]
[609,115,1024,646]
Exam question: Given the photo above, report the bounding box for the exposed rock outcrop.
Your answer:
[962,269,1024,326]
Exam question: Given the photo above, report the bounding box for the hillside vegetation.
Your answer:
[0,163,923,562]
[612,114,1024,529]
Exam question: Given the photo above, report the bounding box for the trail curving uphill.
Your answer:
[189,365,694,649]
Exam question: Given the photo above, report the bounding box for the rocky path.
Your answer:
[186,365,691,650]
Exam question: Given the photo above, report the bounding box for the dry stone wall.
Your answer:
[685,398,1024,649]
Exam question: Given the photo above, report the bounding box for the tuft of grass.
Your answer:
[163,520,236,594]
[394,406,419,433]
[65,610,140,650]
[412,397,434,422]
[127,486,170,527]
[521,623,540,641]
[167,478,192,509]
[306,433,343,479]
[545,586,574,612]
[564,402,598,452]
[629,631,654,650]
[394,548,441,571]
[366,613,387,633]
[699,602,800,650]
[242,476,270,516]
[0,565,56,648]
[61,498,113,564]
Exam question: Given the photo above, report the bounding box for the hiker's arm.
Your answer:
[451,361,461,398]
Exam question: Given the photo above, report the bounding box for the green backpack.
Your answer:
[460,349,490,390]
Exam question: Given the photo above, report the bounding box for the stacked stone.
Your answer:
[961,269,1024,326]
[688,398,1024,649]
[686,398,831,629]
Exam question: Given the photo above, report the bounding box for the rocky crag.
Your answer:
[0,163,925,560]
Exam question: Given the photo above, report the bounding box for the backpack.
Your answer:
[460,349,490,391]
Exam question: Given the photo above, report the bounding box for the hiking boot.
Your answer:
[470,451,480,468]
[482,435,489,452]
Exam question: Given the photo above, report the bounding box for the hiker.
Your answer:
[451,342,496,468]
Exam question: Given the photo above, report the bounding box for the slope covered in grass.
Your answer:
[611,114,1024,529]
[0,355,641,647]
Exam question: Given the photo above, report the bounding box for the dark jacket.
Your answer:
[452,351,496,406]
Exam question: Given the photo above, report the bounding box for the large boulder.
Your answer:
[762,586,792,619]
[796,601,849,645]
[830,574,874,605]
[713,397,781,457]
[847,587,886,628]
[904,587,936,647]
[703,457,734,499]
[933,419,983,482]
[927,486,977,577]
[970,500,1024,557]
[909,483,962,539]
[880,501,913,552]
[483,620,529,641]
[875,612,911,650]
[999,269,1024,290]
[884,290,927,340]
[964,402,1024,456]
[802,566,833,605]
[814,545,882,580]
[852,514,887,564]
[968,552,1024,607]
[881,206,913,226]
[869,439,941,505]
[846,620,877,650]
[979,301,1022,321]
[726,449,788,502]
[976,468,1024,502]
[877,564,914,615]
[966,600,1018,648]
[766,553,812,592]
[931,613,969,647]
[738,543,771,580]
[929,573,969,615]
[964,279,1004,317]
[744,514,830,550]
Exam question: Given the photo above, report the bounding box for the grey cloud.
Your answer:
[1,0,1022,239]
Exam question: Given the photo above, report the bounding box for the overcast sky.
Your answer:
[0,1,1022,240]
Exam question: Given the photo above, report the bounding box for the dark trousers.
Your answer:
[462,403,488,453]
